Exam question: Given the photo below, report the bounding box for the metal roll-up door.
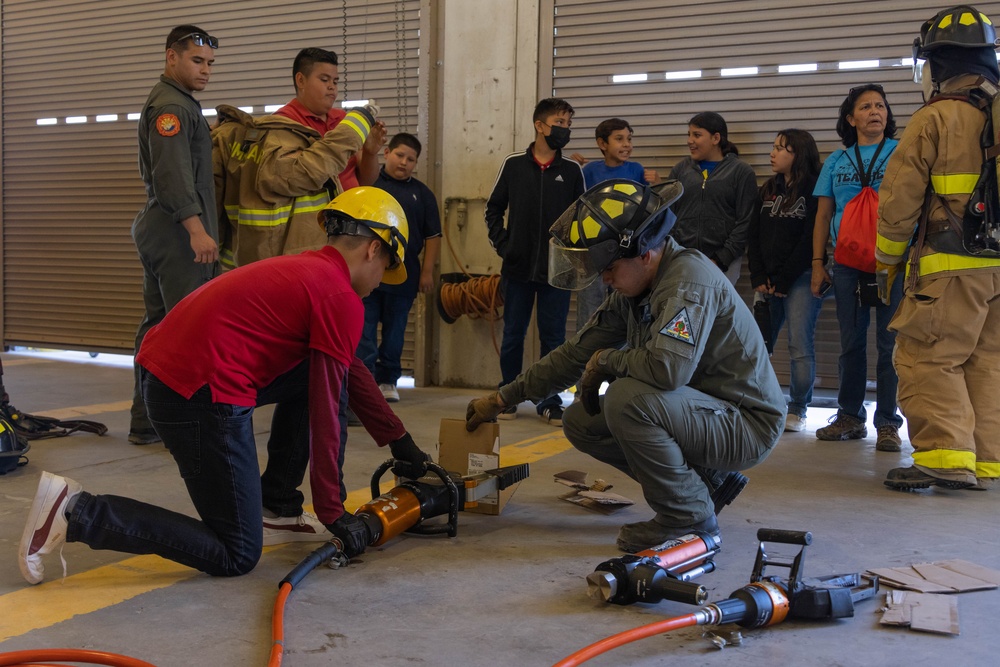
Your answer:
[1,0,422,356]
[549,0,1000,390]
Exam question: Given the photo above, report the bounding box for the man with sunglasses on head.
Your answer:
[128,25,220,447]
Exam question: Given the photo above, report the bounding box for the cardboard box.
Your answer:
[437,418,519,515]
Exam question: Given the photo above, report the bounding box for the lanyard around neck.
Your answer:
[852,138,886,188]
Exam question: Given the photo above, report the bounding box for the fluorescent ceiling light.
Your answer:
[342,99,369,108]
[238,106,254,113]
[839,60,879,70]
[96,114,118,122]
[127,113,141,121]
[264,104,282,113]
[65,116,87,124]
[612,73,648,83]
[665,70,702,80]
[36,118,57,126]
[778,63,817,73]
[202,109,218,117]
[901,57,916,67]
[721,66,758,77]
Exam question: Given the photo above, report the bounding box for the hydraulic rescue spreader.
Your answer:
[555,529,880,667]
[269,459,529,667]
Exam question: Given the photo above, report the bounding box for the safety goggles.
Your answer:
[172,33,219,49]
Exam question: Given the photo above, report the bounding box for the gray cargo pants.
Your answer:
[563,378,775,526]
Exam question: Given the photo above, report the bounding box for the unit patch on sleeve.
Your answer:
[156,113,181,137]
[660,307,696,346]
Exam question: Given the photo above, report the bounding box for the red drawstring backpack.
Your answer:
[834,139,888,273]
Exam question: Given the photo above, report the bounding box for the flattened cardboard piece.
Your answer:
[881,591,959,634]
[909,594,960,635]
[437,418,519,515]
[911,563,997,593]
[555,470,633,514]
[936,559,1000,586]
[880,591,913,626]
[910,595,961,635]
[869,557,1000,593]
[554,470,589,489]
[867,568,955,594]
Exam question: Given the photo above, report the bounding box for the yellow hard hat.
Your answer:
[318,187,409,285]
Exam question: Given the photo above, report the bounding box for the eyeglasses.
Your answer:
[771,143,793,153]
[172,33,219,49]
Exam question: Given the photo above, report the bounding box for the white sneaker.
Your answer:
[379,383,400,402]
[262,511,333,545]
[19,471,83,585]
[785,413,806,432]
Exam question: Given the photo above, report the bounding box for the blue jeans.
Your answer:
[67,363,315,577]
[761,272,824,418]
[359,290,415,386]
[500,277,571,413]
[831,262,904,428]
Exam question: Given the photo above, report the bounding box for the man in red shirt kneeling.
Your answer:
[18,187,429,583]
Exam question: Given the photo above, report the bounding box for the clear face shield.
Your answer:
[548,237,621,290]
[912,38,928,83]
[547,203,623,290]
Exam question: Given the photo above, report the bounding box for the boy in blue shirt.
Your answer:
[578,118,659,190]
[573,119,660,349]
[359,133,441,402]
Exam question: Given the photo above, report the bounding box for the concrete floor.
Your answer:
[0,350,998,666]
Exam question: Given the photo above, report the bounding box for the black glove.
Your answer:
[388,432,431,479]
[466,391,505,431]
[327,512,369,558]
[580,350,616,417]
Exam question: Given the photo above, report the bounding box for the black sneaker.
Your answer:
[127,429,161,445]
[884,466,975,491]
[541,405,563,427]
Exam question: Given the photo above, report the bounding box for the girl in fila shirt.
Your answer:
[748,129,824,433]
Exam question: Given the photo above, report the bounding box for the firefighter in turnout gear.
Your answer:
[212,103,378,270]
[466,180,785,553]
[877,5,1000,491]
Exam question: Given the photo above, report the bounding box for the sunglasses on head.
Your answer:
[848,83,884,98]
[172,33,219,49]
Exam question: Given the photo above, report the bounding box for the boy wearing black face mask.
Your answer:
[484,98,585,427]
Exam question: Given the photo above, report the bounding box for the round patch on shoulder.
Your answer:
[156,113,181,137]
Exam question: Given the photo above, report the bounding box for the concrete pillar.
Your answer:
[429,0,541,388]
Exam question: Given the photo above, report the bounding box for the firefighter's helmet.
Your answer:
[916,5,998,55]
[0,418,29,475]
[318,187,409,285]
[548,179,683,290]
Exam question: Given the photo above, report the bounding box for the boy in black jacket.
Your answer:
[484,98,585,426]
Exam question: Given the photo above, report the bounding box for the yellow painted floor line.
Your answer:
[0,432,572,642]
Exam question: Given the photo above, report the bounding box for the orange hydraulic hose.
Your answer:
[0,649,157,667]
[267,582,293,667]
[551,612,701,667]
